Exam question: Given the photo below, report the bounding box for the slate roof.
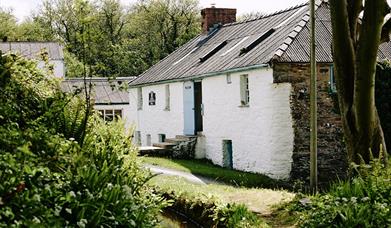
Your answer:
[0,42,64,60]
[130,0,391,86]
[61,77,135,105]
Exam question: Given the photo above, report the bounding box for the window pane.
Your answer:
[240,75,249,105]
[114,109,122,119]
[105,115,113,122]
[97,110,104,118]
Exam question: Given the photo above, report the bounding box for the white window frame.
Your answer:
[240,74,250,106]
[97,109,122,121]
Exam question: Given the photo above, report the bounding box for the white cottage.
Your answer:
[61,77,136,128]
[0,42,65,78]
[128,1,391,181]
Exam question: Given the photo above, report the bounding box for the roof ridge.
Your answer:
[224,1,309,27]
[271,0,326,61]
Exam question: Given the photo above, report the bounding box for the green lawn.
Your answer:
[140,156,287,189]
[149,175,295,216]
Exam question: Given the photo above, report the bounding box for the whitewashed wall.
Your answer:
[128,82,184,146]
[199,67,294,179]
[37,60,65,78]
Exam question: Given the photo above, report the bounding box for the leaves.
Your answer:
[0,53,164,226]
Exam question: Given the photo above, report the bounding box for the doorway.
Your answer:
[194,81,203,133]
[223,140,233,169]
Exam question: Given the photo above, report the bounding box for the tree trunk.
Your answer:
[330,0,388,165]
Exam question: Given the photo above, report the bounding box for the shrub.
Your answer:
[0,53,165,227]
[296,153,391,227]
[157,188,264,228]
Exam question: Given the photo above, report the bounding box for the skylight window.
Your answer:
[220,36,250,56]
[199,40,228,62]
[240,28,275,55]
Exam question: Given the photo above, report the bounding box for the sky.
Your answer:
[0,0,305,22]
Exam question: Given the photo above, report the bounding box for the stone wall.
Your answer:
[273,63,348,186]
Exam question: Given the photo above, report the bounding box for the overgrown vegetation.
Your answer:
[277,153,391,227]
[154,183,266,228]
[0,53,165,226]
[141,156,285,188]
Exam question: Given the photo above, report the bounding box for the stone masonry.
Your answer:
[273,63,348,187]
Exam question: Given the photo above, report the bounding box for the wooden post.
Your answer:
[310,0,318,192]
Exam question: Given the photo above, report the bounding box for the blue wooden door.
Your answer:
[183,81,195,135]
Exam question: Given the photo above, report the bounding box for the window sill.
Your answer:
[238,104,249,108]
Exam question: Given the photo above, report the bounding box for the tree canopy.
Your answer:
[1,0,201,78]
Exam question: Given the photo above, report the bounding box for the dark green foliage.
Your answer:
[0,54,164,226]
[294,153,391,227]
[214,204,261,228]
[376,61,391,150]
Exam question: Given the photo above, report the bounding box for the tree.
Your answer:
[128,0,200,66]
[0,8,17,41]
[329,0,389,164]
[16,16,54,41]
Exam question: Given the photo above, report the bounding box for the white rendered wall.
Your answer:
[199,68,294,179]
[128,82,184,146]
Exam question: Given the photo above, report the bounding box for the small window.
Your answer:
[240,28,275,55]
[146,134,152,146]
[226,73,232,84]
[165,84,170,110]
[158,134,166,143]
[199,40,228,62]
[114,109,122,119]
[329,65,337,93]
[222,140,233,169]
[240,74,250,106]
[137,87,143,110]
[149,91,156,106]
[105,109,114,121]
[97,109,123,121]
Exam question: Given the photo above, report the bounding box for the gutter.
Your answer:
[129,63,270,88]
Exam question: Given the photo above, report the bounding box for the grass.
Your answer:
[140,156,286,189]
[149,175,295,216]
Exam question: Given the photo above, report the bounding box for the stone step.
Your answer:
[152,142,176,149]
[165,138,188,144]
[138,146,168,156]
[175,135,197,140]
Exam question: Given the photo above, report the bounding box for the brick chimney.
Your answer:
[201,6,237,33]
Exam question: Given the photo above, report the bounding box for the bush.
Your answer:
[296,153,391,227]
[158,188,263,228]
[0,53,165,227]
